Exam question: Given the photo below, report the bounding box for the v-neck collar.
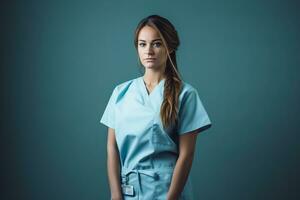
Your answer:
[139,76,165,97]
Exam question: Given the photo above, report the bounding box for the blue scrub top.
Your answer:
[100,76,212,199]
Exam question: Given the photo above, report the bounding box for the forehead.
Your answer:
[138,25,161,41]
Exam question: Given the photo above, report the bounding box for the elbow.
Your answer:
[107,143,119,159]
[178,150,195,161]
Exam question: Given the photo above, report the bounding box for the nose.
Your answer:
[145,45,154,55]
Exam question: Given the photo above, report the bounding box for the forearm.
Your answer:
[107,145,123,200]
[167,154,194,200]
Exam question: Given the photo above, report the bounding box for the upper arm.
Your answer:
[107,127,117,149]
[178,129,199,158]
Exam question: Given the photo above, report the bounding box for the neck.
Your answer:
[143,73,165,86]
[143,67,166,85]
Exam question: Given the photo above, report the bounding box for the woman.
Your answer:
[100,15,212,200]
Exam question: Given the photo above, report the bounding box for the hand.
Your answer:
[111,194,123,200]
[111,197,123,200]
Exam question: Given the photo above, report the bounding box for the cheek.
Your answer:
[137,49,143,59]
[157,50,167,61]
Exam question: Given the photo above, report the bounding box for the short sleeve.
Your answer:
[100,86,118,129]
[177,89,212,135]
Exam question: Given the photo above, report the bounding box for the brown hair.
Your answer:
[134,15,182,131]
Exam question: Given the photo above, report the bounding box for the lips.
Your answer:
[145,58,156,61]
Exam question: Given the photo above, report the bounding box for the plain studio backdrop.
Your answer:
[1,0,299,199]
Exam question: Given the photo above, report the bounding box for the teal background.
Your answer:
[1,0,299,199]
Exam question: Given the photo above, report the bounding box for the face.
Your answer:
[137,25,168,71]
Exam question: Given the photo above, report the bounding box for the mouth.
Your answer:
[145,58,156,61]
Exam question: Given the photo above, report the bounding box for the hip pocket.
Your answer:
[153,172,173,199]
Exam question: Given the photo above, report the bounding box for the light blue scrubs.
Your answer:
[100,76,212,200]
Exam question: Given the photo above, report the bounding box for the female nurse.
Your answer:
[100,15,212,200]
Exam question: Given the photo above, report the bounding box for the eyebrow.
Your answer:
[138,39,162,42]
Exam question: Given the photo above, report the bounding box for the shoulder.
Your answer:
[178,80,205,110]
[114,78,135,91]
[179,81,199,99]
[111,76,139,102]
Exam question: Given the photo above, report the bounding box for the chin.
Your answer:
[144,63,156,68]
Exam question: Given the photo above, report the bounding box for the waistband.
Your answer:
[121,163,175,193]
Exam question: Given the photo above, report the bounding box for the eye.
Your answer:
[153,42,161,47]
[139,43,146,47]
